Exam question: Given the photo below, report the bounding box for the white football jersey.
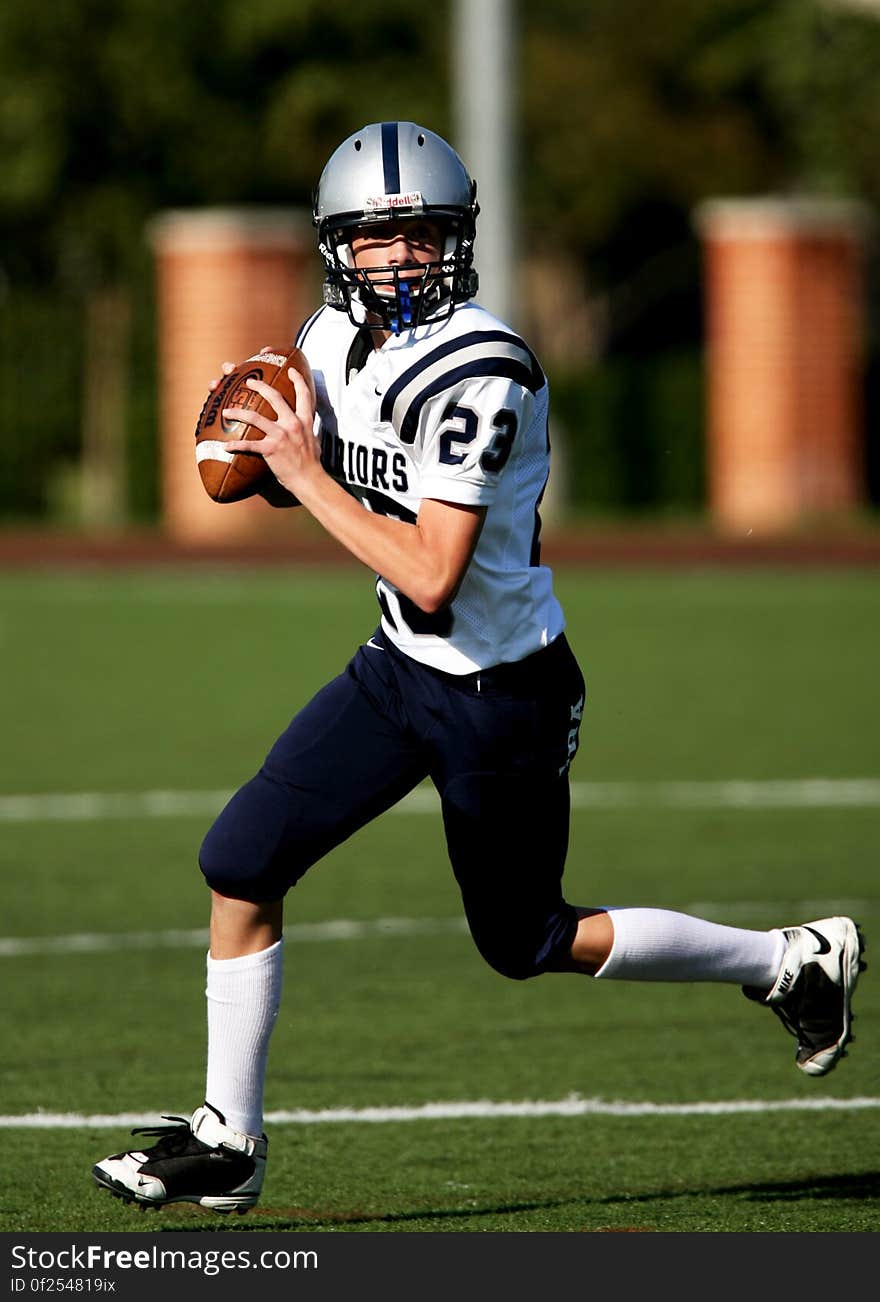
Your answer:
[296,300,566,674]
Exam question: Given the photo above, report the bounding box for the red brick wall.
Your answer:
[149,209,319,543]
[697,199,867,534]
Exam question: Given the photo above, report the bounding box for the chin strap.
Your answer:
[389,279,414,335]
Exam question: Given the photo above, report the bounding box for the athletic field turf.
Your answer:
[1,565,877,1233]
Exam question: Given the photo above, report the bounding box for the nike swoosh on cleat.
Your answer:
[803,926,832,955]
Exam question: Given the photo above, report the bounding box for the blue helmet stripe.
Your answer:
[380,122,401,194]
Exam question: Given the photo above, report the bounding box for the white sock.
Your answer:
[594,908,785,986]
[205,938,283,1138]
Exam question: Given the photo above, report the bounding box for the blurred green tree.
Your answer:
[0,0,450,287]
[0,0,878,520]
[522,0,880,350]
[0,0,448,520]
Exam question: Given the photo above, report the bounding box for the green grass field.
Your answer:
[1,564,878,1233]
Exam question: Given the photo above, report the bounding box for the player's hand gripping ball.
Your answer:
[195,346,316,503]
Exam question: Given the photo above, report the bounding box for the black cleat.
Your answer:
[92,1103,266,1213]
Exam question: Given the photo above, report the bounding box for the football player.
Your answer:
[92,122,864,1214]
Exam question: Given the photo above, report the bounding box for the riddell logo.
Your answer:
[364,191,424,212]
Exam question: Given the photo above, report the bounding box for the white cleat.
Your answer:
[743,916,865,1077]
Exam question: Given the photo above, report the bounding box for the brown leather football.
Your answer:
[195,346,315,503]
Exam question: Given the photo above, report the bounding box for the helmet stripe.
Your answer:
[380,122,401,195]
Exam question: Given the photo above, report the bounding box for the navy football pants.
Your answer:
[200,630,585,979]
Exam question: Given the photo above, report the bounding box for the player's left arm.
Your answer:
[222,369,486,613]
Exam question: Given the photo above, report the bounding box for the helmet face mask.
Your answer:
[313,122,479,334]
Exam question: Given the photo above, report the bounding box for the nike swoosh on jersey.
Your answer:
[366,638,385,650]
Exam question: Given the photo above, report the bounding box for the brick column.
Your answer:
[696,198,868,534]
[148,208,318,543]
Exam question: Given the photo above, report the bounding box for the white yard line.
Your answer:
[1,1096,878,1129]
[2,778,880,824]
[0,917,468,958]
[0,790,233,822]
[570,778,880,810]
[3,898,875,960]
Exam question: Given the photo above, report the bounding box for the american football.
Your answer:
[195,346,315,503]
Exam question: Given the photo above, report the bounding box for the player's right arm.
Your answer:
[222,368,487,613]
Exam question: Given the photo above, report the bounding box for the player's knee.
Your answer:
[470,935,543,982]
[200,770,331,900]
[466,905,579,982]
[198,821,263,897]
[486,955,540,982]
[198,782,291,900]
[198,837,291,902]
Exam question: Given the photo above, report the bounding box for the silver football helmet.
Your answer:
[313,122,479,333]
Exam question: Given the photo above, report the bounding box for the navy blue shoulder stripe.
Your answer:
[380,330,544,429]
[380,330,543,419]
[295,307,325,348]
[397,358,542,444]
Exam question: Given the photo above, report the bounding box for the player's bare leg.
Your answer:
[553,908,614,975]
[209,890,283,958]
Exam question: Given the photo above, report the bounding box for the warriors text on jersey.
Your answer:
[296,301,566,674]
